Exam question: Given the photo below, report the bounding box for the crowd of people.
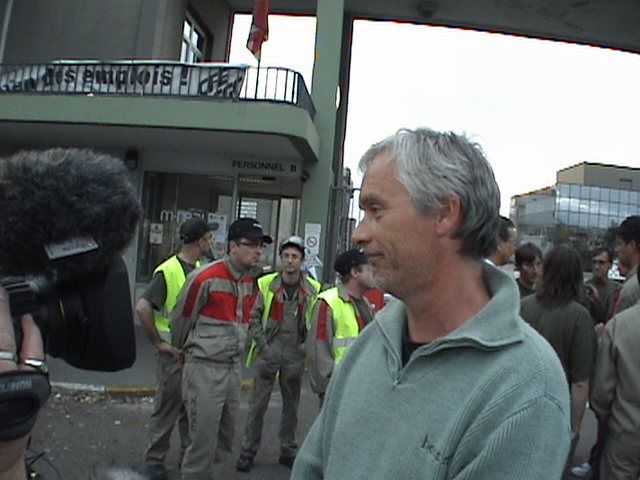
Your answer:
[1,128,639,480]
[489,214,640,480]
[136,216,379,480]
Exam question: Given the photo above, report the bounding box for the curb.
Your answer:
[51,377,255,397]
[51,382,155,397]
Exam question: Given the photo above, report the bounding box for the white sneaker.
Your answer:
[570,462,592,477]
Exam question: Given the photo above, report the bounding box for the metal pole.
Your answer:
[231,174,239,220]
[0,0,15,63]
[253,56,261,99]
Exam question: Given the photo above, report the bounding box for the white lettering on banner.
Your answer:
[0,63,247,98]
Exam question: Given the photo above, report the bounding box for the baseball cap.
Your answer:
[334,248,368,276]
[279,235,305,256]
[179,218,211,244]
[609,215,640,243]
[228,218,273,244]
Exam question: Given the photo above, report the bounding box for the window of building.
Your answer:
[610,188,620,202]
[181,12,208,63]
[619,190,629,204]
[135,172,293,283]
[598,215,609,229]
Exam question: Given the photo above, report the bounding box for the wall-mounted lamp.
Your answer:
[124,149,139,171]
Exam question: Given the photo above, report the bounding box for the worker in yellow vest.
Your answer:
[136,218,213,480]
[306,248,376,407]
[236,236,321,472]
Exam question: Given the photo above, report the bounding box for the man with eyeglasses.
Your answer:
[584,248,620,326]
[138,218,213,480]
[171,218,272,480]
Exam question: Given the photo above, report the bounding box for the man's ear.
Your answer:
[434,196,462,237]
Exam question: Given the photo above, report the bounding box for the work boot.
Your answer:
[236,456,254,472]
[278,455,295,469]
[144,464,168,480]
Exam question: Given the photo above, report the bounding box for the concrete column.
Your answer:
[301,0,346,281]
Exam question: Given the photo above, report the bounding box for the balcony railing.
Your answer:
[0,61,315,118]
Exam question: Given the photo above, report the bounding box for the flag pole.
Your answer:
[254,53,261,100]
[247,0,269,100]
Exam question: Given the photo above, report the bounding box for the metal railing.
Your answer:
[0,61,315,118]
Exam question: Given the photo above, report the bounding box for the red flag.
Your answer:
[246,0,269,61]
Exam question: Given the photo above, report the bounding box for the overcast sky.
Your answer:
[229,15,640,215]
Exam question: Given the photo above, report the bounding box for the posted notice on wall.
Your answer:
[149,223,163,245]
[304,223,322,257]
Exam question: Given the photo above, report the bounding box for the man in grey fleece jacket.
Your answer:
[291,127,571,480]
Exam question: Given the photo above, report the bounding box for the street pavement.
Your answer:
[30,325,597,479]
[31,325,320,479]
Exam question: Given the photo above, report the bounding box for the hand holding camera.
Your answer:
[0,286,49,480]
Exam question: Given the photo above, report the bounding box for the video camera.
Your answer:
[0,148,142,371]
[1,255,135,371]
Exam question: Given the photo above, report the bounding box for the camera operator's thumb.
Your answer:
[0,287,45,373]
[0,286,50,446]
[0,286,19,368]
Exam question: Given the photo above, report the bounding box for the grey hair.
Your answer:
[359,127,500,259]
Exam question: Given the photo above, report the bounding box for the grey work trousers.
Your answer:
[145,351,190,467]
[180,359,240,480]
[600,431,640,480]
[239,353,305,460]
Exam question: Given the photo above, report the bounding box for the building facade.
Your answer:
[1,0,637,296]
[511,163,640,268]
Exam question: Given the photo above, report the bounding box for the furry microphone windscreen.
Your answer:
[0,148,142,279]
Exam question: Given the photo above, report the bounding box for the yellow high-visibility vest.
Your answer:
[316,287,360,364]
[245,272,320,366]
[153,255,199,341]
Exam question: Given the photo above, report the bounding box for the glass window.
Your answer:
[620,190,629,204]
[600,188,610,202]
[598,215,609,229]
[619,204,631,219]
[629,191,639,205]
[569,197,581,212]
[609,202,619,217]
[580,185,591,200]
[590,186,601,200]
[557,195,569,211]
[578,199,589,212]
[588,213,599,228]
[135,172,292,282]
[570,184,581,197]
[569,212,580,226]
[579,213,589,228]
[557,210,569,224]
[610,189,620,202]
[181,12,209,63]
[589,200,600,214]
[557,184,570,197]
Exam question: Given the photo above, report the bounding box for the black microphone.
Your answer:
[0,148,141,279]
[0,148,142,371]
